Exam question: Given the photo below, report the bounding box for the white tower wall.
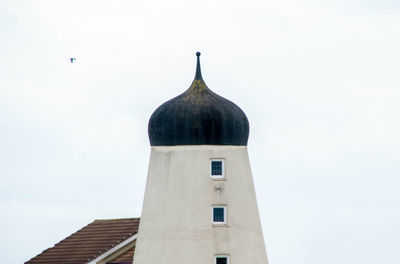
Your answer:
[133,145,268,264]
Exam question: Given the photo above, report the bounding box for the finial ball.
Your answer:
[196,51,201,57]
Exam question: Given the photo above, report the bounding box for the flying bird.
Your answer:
[70,57,76,63]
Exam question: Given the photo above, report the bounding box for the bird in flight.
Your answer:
[70,58,76,63]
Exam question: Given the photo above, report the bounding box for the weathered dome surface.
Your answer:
[148,52,249,146]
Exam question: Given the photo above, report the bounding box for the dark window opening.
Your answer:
[211,161,223,176]
[216,256,228,264]
[213,207,225,223]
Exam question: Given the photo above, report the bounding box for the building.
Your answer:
[25,218,140,264]
[25,52,269,264]
[133,52,269,264]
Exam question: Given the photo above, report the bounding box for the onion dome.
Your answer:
[148,52,249,146]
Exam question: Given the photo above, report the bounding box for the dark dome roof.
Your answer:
[148,52,249,146]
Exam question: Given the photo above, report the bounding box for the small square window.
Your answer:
[211,160,224,178]
[212,206,226,224]
[215,255,229,264]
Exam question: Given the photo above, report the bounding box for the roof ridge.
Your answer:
[93,217,140,222]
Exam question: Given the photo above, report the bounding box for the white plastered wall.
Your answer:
[133,145,268,264]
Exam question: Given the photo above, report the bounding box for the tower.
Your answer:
[133,52,269,264]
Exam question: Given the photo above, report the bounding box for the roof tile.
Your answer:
[25,218,139,264]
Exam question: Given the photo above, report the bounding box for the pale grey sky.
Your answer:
[1,0,400,263]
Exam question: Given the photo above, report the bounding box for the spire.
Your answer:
[195,51,203,80]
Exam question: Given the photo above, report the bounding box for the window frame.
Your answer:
[215,255,230,264]
[210,159,225,179]
[212,205,227,225]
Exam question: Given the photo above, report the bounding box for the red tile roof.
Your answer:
[25,218,140,264]
[106,246,135,264]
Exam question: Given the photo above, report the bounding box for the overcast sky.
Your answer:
[1,0,400,263]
